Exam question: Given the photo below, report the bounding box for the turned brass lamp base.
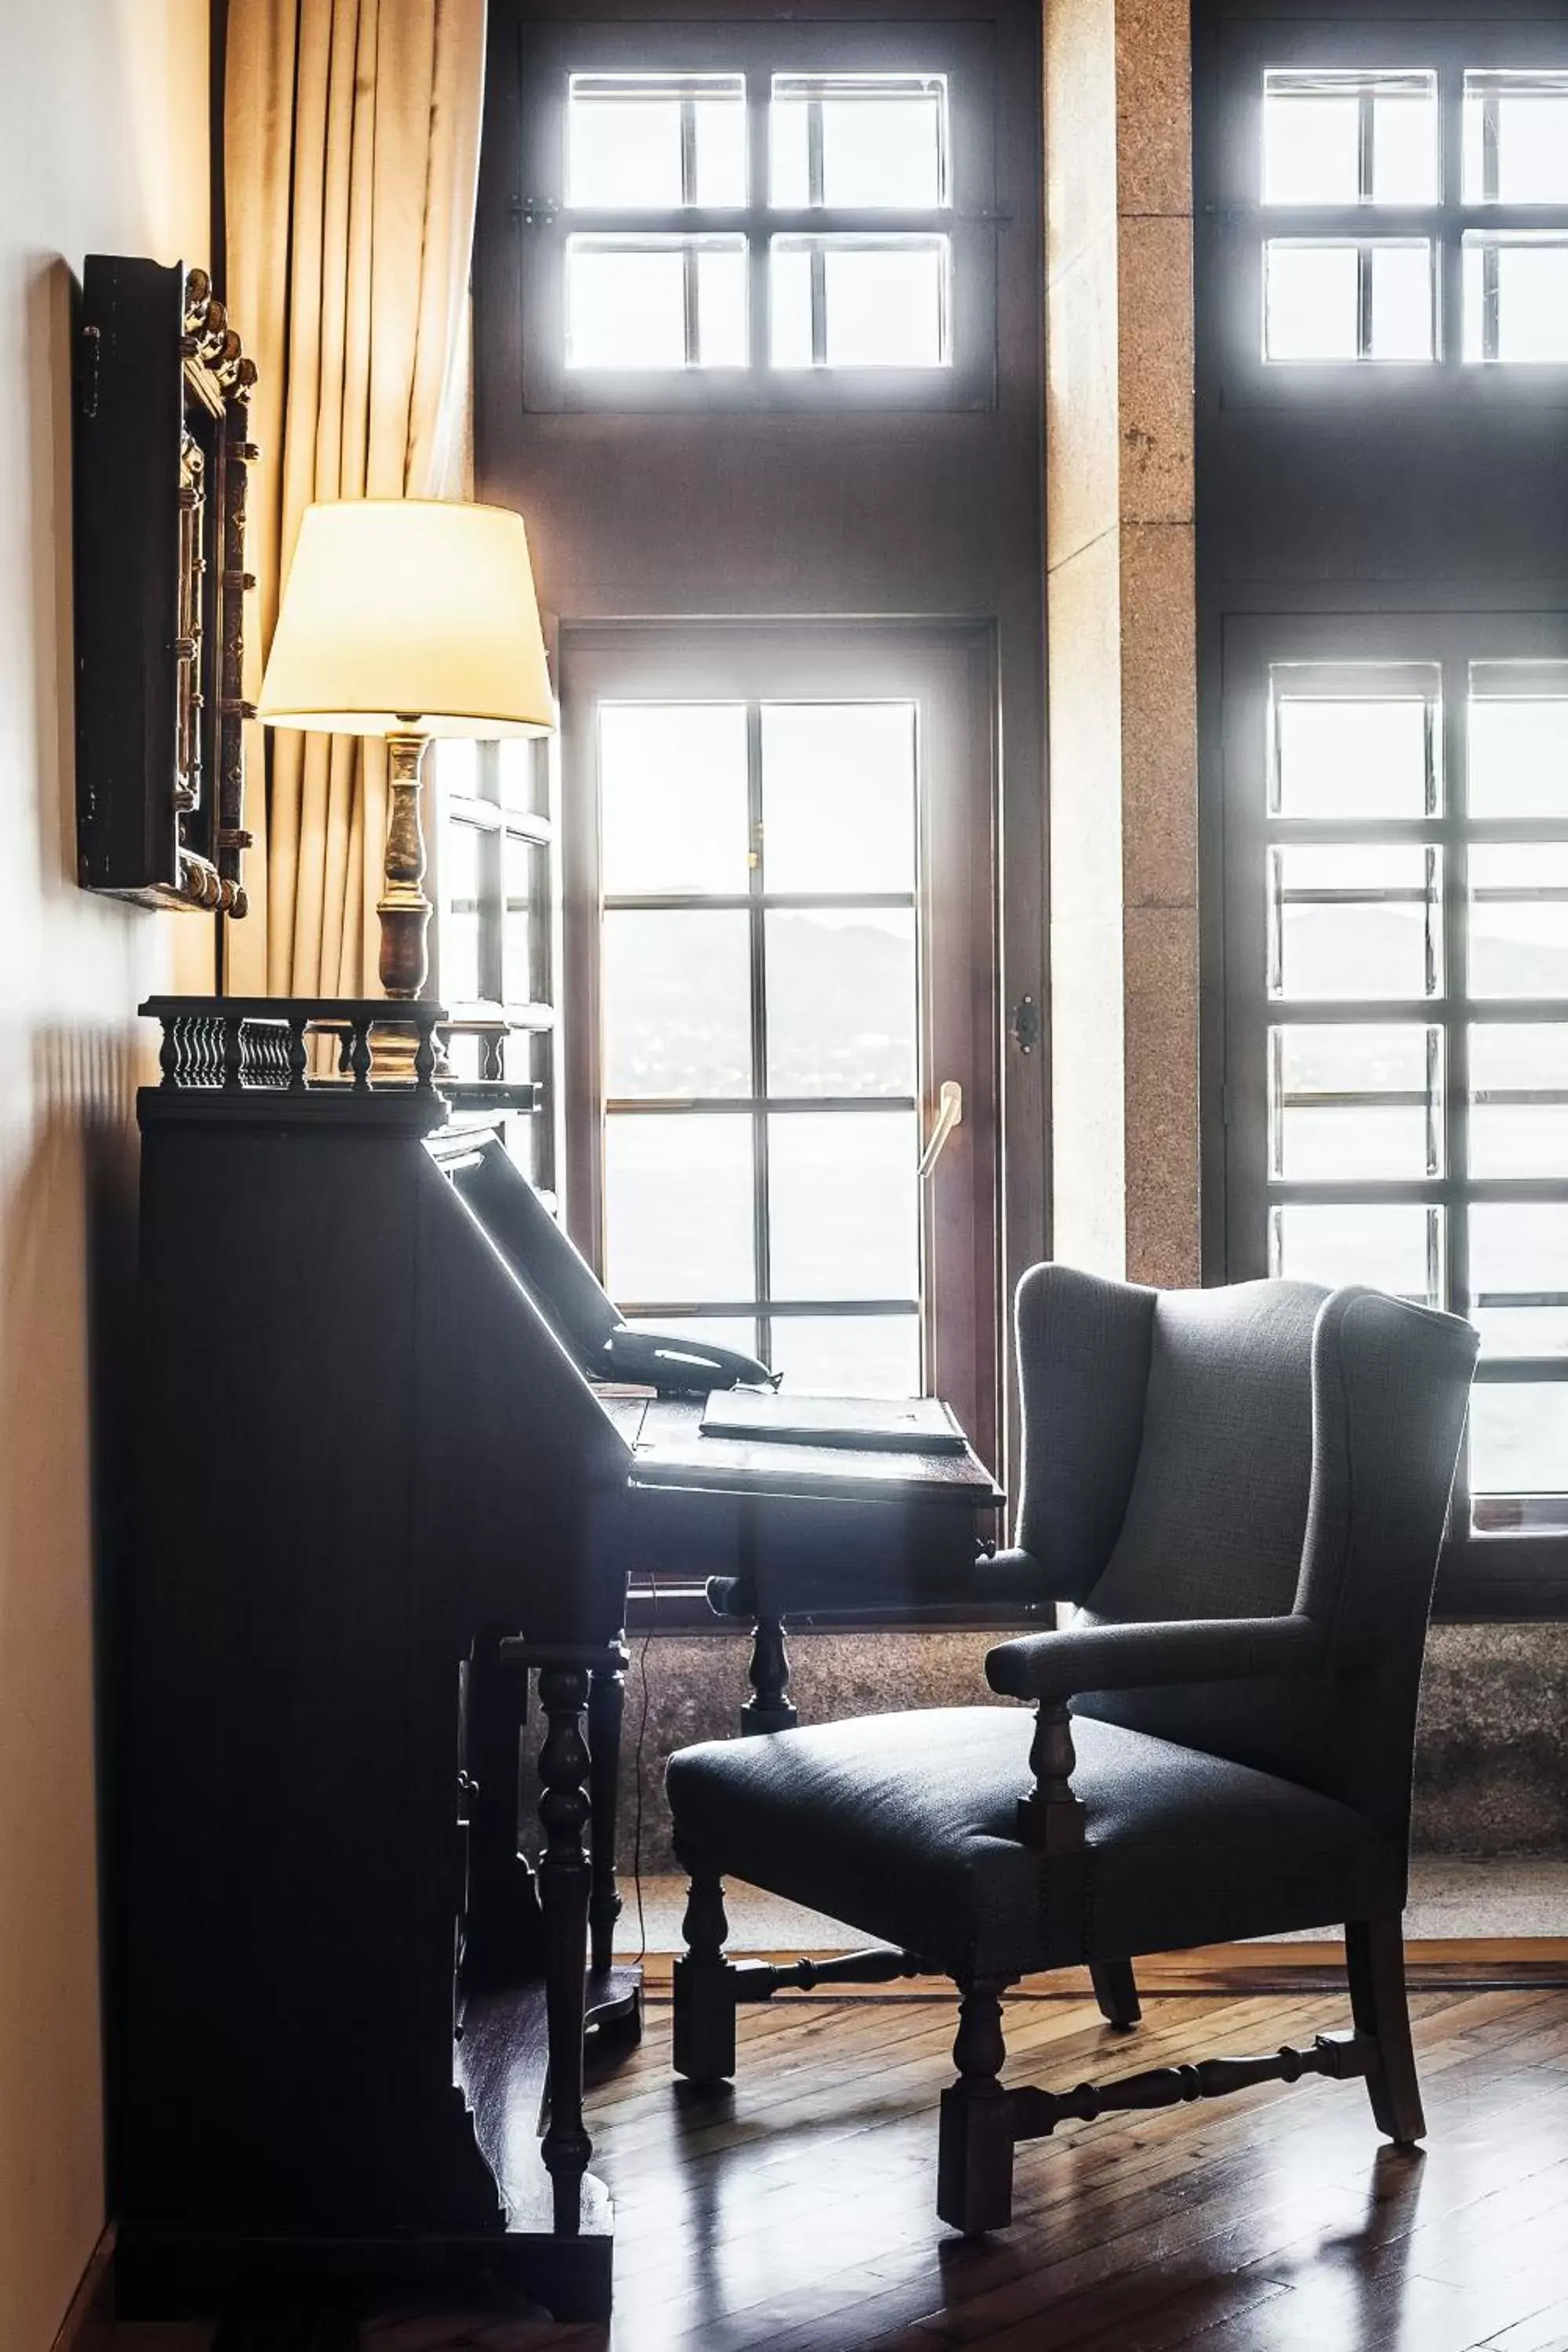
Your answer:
[374,728,434,1080]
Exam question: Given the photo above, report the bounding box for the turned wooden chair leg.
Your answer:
[1089,1958,1142,2031]
[937,1978,1016,2235]
[672,1870,738,2085]
[1346,1915,1425,2146]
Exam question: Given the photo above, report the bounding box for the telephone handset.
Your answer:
[597,1327,780,1396]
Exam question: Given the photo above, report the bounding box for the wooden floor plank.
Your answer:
[101,1987,1568,2352]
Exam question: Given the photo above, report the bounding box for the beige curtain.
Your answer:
[223,0,486,996]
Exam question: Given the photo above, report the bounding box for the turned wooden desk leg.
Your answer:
[537,1665,593,2233]
[587,1649,627,1976]
[739,1615,798,1737]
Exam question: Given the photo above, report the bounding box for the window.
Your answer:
[433,739,560,1192]
[1221,33,1568,379]
[510,22,996,410]
[1220,619,1568,1581]
[562,626,1000,1454]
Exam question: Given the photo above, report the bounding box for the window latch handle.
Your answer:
[918,1080,964,1181]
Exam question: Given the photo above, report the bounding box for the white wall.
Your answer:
[0,7,210,2347]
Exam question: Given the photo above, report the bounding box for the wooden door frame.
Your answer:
[559,618,1002,1465]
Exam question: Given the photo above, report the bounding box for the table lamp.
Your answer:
[258,498,556,1029]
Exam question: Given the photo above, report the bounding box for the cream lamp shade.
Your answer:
[257,499,556,738]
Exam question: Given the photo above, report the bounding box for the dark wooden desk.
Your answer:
[623,1399,1005,1730]
[118,1002,1006,2329]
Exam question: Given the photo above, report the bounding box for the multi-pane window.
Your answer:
[1224,621,1568,1541]
[513,24,996,409]
[1252,57,1568,366]
[594,695,924,1395]
[434,740,559,1190]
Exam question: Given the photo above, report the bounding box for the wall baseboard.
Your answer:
[49,2224,115,2352]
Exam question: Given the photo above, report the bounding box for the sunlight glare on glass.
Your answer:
[768,1314,921,1397]
[567,241,687,368]
[1265,241,1359,359]
[760,702,918,891]
[1272,689,1435,818]
[771,75,947,209]
[604,1112,755,1301]
[567,75,746,209]
[1262,91,1360,204]
[1469,668,1568,816]
[599,702,750,893]
[826,241,947,364]
[1464,73,1568,204]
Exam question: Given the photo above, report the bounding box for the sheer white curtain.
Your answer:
[223,0,485,993]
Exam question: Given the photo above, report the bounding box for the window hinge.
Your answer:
[512,194,560,230]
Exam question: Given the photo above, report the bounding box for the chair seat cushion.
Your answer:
[666,1707,1405,1982]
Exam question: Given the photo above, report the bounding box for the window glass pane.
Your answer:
[1369,242,1435,360]
[1269,1024,1441,1181]
[1272,677,1438,819]
[441,821,485,1003]
[771,237,949,368]
[1469,1384,1568,1496]
[768,1110,920,1299]
[697,243,749,365]
[1468,845,1568,1000]
[1372,88,1440,205]
[1264,241,1432,362]
[1464,72,1568,205]
[1265,240,1357,361]
[1269,1202,1443,1305]
[1261,72,1437,206]
[1463,235,1568,365]
[567,75,746,209]
[766,908,917,1095]
[566,236,747,369]
[1469,666,1568,819]
[604,1112,754,1301]
[771,75,947,209]
[1469,1023,1568,1178]
[1470,1203,1568,1356]
[498,739,546,818]
[768,1313,921,1397]
[1261,90,1360,205]
[770,244,814,365]
[603,909,751,1098]
[440,739,482,803]
[761,702,917,892]
[600,703,750,895]
[503,833,547,1005]
[1269,844,1440,1001]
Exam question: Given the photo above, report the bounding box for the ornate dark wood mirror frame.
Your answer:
[74,255,256,915]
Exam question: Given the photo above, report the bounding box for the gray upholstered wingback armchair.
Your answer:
[664,1268,1479,2235]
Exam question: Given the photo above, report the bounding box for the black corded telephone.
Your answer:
[427,1125,779,1397]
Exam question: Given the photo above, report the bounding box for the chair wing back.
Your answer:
[1013,1263,1156,1601]
[1083,1279,1328,1626]
[1064,1278,1476,1844]
[1299,1287,1478,1842]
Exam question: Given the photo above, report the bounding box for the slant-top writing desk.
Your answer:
[119,999,1002,2326]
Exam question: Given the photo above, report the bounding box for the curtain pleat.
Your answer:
[223,0,486,997]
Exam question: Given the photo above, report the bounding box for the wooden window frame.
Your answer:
[513,18,998,412]
[1211,18,1568,411]
[560,619,1002,1466]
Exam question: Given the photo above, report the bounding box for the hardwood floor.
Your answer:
[106,1982,1568,2352]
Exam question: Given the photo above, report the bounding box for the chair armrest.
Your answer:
[985,1612,1326,1703]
